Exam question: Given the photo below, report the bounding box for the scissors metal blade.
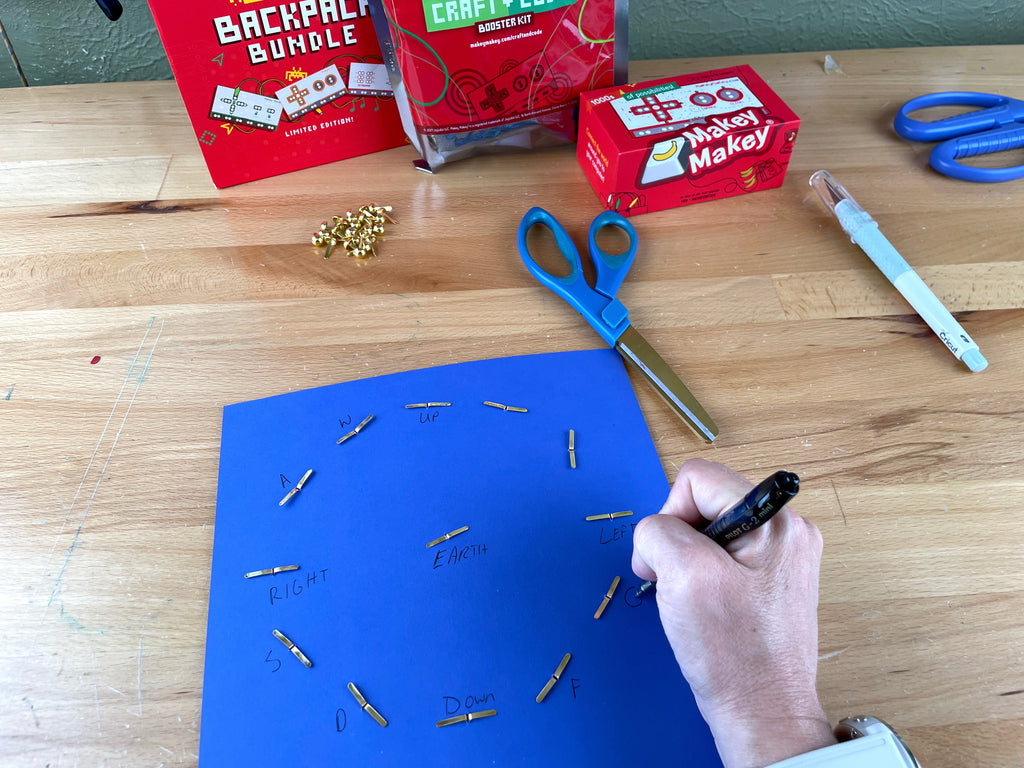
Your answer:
[615,325,718,442]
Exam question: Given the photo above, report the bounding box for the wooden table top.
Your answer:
[2,45,1022,766]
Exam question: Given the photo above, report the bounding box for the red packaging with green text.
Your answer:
[577,66,800,215]
[370,0,627,170]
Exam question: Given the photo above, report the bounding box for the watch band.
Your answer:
[765,716,921,768]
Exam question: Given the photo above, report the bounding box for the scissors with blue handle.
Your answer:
[894,92,1024,182]
[517,207,718,442]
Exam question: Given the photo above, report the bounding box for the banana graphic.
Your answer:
[651,140,679,161]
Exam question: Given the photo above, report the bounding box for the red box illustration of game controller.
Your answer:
[577,66,800,216]
[465,52,572,119]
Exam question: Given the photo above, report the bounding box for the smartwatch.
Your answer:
[765,716,921,767]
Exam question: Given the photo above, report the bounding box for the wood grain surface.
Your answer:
[2,46,1023,766]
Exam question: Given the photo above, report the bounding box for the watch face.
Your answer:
[199,349,721,766]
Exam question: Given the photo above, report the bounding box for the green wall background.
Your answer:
[1,1,1021,89]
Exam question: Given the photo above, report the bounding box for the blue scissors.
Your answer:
[517,207,718,442]
[894,91,1024,182]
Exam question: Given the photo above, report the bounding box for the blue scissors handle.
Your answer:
[894,92,1022,140]
[517,207,638,346]
[894,91,1024,182]
[930,123,1024,183]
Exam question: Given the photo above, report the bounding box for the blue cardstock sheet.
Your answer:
[199,349,722,766]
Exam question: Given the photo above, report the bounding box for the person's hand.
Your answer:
[632,459,837,768]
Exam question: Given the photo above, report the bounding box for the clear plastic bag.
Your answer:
[370,0,628,171]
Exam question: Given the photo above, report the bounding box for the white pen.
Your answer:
[810,170,988,372]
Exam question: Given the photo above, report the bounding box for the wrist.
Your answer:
[700,693,837,768]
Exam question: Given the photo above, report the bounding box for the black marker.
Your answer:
[635,470,800,599]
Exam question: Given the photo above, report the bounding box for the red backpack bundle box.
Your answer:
[148,0,407,187]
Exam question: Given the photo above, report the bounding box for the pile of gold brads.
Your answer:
[312,205,396,259]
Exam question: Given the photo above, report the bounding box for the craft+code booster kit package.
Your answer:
[369,0,628,171]
[577,66,801,216]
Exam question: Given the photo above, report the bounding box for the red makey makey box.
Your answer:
[577,66,800,216]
